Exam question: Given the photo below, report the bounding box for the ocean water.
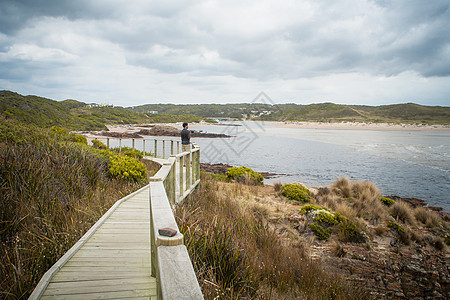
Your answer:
[187,122,450,212]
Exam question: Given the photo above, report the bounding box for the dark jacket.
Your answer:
[181,128,191,145]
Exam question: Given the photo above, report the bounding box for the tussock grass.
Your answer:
[414,207,441,228]
[390,200,416,225]
[0,119,158,299]
[176,173,369,299]
[319,177,385,223]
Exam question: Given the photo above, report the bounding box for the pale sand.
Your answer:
[265,121,450,131]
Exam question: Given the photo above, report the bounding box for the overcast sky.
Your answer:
[0,0,449,107]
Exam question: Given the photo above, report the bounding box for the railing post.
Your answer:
[154,140,158,158]
[163,140,166,159]
[132,138,135,150]
[177,141,180,154]
[143,139,146,154]
[106,138,110,149]
[197,149,201,181]
[179,156,184,198]
[119,138,122,152]
[186,152,191,189]
[171,140,174,156]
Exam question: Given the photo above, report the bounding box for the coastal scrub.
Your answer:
[281,183,311,203]
[226,166,263,185]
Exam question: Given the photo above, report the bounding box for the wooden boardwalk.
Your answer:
[38,186,157,299]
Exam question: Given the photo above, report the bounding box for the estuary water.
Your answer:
[188,122,450,212]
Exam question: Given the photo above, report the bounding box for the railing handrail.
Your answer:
[147,140,203,299]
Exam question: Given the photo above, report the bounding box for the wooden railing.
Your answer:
[90,137,182,159]
[147,141,202,299]
[30,137,203,299]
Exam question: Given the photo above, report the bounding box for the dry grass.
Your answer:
[0,133,159,299]
[374,225,386,236]
[176,173,369,299]
[390,200,416,225]
[273,180,282,193]
[317,177,386,224]
[414,207,441,228]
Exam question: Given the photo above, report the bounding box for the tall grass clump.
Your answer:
[319,177,386,223]
[176,172,369,299]
[390,200,416,225]
[0,118,157,299]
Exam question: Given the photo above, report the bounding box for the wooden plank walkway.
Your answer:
[39,186,157,300]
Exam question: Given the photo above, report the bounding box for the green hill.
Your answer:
[132,102,450,124]
[2,91,449,128]
[0,91,149,130]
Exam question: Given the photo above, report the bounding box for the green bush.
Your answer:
[281,183,311,203]
[309,223,332,240]
[299,204,328,215]
[226,166,263,185]
[109,154,146,181]
[338,218,366,243]
[50,126,68,136]
[380,196,395,206]
[387,220,405,233]
[71,134,87,144]
[315,211,339,226]
[113,147,144,159]
[92,139,107,149]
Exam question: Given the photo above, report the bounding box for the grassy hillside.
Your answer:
[0,118,159,298]
[0,91,151,131]
[3,91,448,127]
[132,102,450,124]
[129,103,275,119]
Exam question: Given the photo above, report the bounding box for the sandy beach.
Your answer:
[266,121,450,131]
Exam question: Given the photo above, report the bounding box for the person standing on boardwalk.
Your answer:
[181,122,191,165]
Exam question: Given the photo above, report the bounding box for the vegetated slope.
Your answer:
[179,172,449,299]
[129,103,275,119]
[131,102,450,124]
[0,91,148,130]
[261,103,450,124]
[0,118,159,298]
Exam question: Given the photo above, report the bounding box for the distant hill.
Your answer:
[2,91,449,129]
[0,91,149,130]
[0,91,209,130]
[131,102,450,124]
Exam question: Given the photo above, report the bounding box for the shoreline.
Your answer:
[200,163,449,215]
[265,121,450,131]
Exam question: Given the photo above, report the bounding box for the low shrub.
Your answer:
[380,196,395,206]
[338,218,366,243]
[226,166,263,185]
[309,223,332,240]
[315,211,339,226]
[49,126,68,136]
[71,133,87,144]
[387,220,405,233]
[114,147,144,159]
[109,154,146,181]
[281,183,311,203]
[387,220,411,244]
[299,204,329,215]
[91,139,107,149]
